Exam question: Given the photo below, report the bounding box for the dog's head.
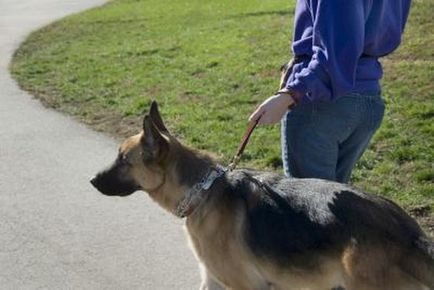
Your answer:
[90,101,173,197]
[90,101,216,213]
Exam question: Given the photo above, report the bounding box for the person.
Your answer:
[249,0,412,183]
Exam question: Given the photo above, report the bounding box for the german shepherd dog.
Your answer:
[91,101,433,290]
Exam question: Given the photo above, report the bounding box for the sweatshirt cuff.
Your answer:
[286,78,308,103]
[286,58,332,103]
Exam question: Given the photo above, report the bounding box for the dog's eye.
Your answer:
[119,154,131,166]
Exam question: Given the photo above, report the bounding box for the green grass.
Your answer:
[11,0,433,230]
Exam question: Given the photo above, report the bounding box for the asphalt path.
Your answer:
[0,1,199,289]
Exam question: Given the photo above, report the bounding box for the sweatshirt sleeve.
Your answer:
[287,0,366,102]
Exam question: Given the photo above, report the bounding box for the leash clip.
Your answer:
[227,155,240,172]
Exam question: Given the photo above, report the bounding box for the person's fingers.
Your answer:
[248,106,265,123]
[249,94,294,126]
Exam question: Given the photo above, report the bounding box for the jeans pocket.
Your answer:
[285,102,315,127]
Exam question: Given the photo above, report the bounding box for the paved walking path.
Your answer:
[0,1,199,289]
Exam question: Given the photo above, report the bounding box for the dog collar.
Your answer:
[174,165,226,218]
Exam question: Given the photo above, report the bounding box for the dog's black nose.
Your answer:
[90,176,98,188]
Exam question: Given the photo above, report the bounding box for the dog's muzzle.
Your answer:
[90,171,140,197]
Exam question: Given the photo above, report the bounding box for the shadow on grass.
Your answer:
[229,9,294,19]
[83,18,149,25]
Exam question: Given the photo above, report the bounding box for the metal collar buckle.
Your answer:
[174,165,227,218]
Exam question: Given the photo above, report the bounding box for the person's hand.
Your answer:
[249,92,295,125]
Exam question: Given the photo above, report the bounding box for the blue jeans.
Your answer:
[281,93,385,183]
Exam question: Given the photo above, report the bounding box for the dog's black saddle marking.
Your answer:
[251,181,344,267]
[228,170,425,270]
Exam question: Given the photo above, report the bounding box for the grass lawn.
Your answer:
[11,0,433,235]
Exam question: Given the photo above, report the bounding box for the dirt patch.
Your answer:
[79,109,142,141]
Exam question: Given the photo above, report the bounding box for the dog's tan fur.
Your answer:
[91,102,433,290]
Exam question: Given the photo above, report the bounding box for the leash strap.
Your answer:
[227,115,262,171]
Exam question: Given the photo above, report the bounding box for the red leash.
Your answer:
[227,115,262,171]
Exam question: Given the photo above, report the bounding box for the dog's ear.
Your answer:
[149,101,169,133]
[142,114,169,162]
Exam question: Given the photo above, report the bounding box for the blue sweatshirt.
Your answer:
[286,0,412,103]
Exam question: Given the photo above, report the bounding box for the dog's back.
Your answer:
[228,170,434,289]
